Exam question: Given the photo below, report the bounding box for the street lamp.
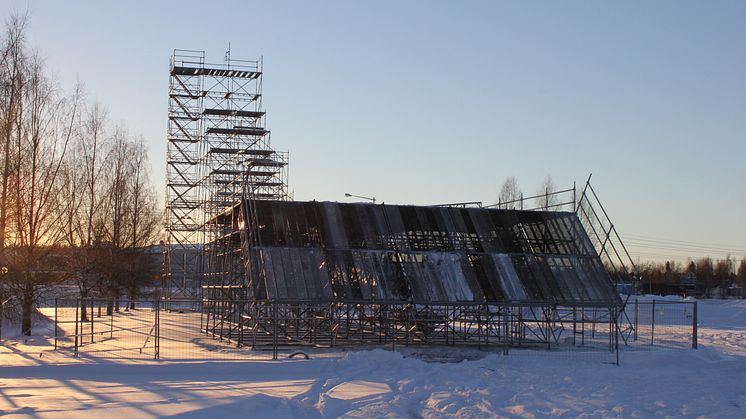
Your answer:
[344,192,376,204]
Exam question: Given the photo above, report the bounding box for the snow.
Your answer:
[1,298,745,418]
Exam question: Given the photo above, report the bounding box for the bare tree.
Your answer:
[57,159,82,246]
[53,99,113,316]
[0,13,161,330]
[122,137,160,306]
[0,12,28,254]
[0,12,29,325]
[696,257,714,289]
[7,49,80,334]
[737,258,746,290]
[713,255,734,298]
[58,113,160,311]
[80,102,108,247]
[128,137,159,248]
[534,174,558,209]
[69,129,159,308]
[497,176,521,209]
[107,127,135,248]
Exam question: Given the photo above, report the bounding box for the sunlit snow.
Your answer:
[0,297,744,417]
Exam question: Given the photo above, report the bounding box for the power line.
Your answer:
[626,239,746,254]
[623,233,745,252]
[628,253,697,261]
[620,232,746,263]
[625,240,746,255]
[628,251,726,260]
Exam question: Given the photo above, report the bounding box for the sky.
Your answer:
[3,1,745,263]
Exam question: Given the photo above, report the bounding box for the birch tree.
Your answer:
[497,176,521,209]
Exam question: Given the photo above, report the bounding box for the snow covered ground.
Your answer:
[0,298,744,418]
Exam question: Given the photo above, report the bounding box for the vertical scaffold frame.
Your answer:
[165,49,289,300]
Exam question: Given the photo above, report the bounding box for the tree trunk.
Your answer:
[80,298,88,321]
[128,285,137,310]
[21,284,33,336]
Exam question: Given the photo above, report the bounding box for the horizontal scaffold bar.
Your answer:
[206,127,268,136]
[210,169,276,176]
[203,109,266,118]
[171,66,261,79]
[208,147,274,156]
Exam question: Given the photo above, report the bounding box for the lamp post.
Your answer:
[344,193,376,204]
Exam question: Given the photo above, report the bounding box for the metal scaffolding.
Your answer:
[165,49,288,299]
[484,175,640,287]
[199,197,634,358]
[162,49,636,357]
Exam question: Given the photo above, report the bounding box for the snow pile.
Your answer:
[0,299,744,417]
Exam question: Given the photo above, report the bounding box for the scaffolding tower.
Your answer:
[165,49,289,299]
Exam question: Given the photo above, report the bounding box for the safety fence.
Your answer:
[47,299,277,361]
[618,298,698,350]
[2,297,697,364]
[49,299,159,360]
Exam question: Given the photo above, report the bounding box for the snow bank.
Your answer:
[0,299,744,417]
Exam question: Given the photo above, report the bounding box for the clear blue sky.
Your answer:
[4,1,746,262]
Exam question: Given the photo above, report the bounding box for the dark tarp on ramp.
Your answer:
[236,200,620,306]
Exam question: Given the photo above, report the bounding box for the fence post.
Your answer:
[477,305,482,350]
[74,301,79,356]
[54,298,58,350]
[651,299,656,346]
[591,308,596,338]
[252,304,257,349]
[633,299,638,341]
[90,299,94,344]
[272,301,278,360]
[608,306,613,352]
[155,299,160,360]
[200,298,204,332]
[237,300,243,348]
[573,181,576,209]
[391,305,396,352]
[546,306,551,351]
[403,305,409,347]
[615,308,620,366]
[580,306,585,345]
[692,301,698,349]
[110,305,114,339]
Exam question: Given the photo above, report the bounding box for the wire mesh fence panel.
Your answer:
[494,305,619,365]
[50,299,159,359]
[157,301,276,361]
[158,299,345,361]
[15,297,698,364]
[194,299,625,364]
[620,299,697,350]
